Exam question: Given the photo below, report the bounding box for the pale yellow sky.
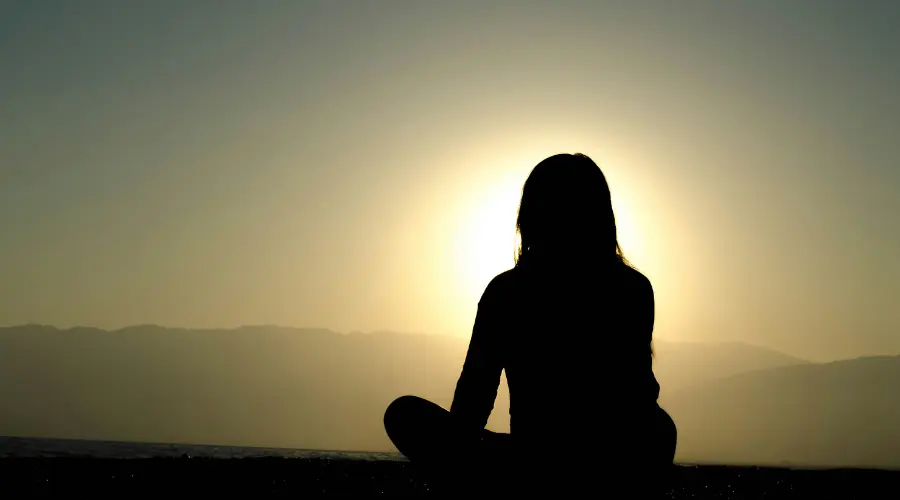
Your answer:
[2,1,899,361]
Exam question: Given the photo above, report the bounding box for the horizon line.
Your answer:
[4,323,896,363]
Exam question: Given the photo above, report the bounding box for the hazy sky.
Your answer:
[2,0,898,361]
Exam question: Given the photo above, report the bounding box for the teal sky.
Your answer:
[1,0,898,361]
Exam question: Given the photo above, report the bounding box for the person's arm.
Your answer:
[449,281,504,432]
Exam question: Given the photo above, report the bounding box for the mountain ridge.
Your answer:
[1,324,897,467]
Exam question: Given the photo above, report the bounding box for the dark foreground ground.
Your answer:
[1,457,898,498]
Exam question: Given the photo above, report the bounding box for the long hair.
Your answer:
[514,153,632,269]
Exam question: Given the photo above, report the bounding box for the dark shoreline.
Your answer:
[1,456,898,498]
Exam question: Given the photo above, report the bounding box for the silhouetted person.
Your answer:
[384,153,676,495]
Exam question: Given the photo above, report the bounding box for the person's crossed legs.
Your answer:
[384,395,514,492]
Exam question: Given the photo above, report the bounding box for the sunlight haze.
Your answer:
[2,0,899,362]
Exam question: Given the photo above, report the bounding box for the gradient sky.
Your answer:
[2,0,898,361]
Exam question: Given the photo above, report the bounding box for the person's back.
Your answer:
[452,260,660,455]
[384,152,676,495]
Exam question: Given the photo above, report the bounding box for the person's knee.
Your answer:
[659,407,676,440]
[656,406,677,460]
[384,395,421,438]
[384,396,413,427]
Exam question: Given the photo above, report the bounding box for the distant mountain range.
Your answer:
[0,325,897,468]
[666,354,900,469]
[652,339,811,396]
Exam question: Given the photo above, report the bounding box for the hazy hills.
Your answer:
[652,339,810,395]
[0,325,468,453]
[666,354,900,469]
[0,325,897,468]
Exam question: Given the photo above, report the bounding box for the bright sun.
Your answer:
[451,173,523,303]
[450,169,646,303]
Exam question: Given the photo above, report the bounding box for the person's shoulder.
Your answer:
[485,267,520,292]
[620,264,653,298]
[479,267,520,304]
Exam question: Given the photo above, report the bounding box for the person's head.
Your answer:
[514,153,630,268]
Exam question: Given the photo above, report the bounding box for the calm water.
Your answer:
[0,436,402,461]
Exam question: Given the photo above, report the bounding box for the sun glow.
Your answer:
[451,172,524,304]
[450,166,649,305]
[611,192,646,268]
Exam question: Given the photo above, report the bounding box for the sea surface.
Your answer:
[0,435,401,461]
